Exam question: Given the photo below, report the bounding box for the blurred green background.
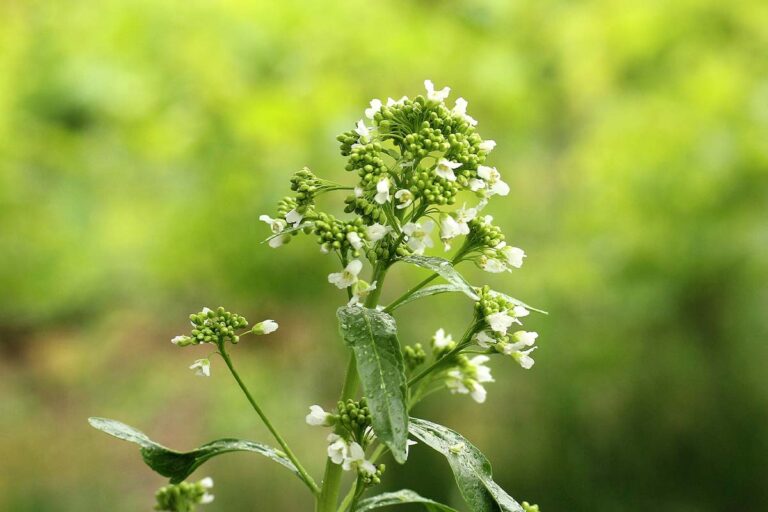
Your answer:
[2,0,767,510]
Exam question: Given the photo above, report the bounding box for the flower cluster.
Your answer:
[260,80,523,291]
[154,477,214,512]
[473,287,539,369]
[403,343,426,371]
[171,307,278,377]
[446,354,495,404]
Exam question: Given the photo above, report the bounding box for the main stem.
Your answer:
[316,263,389,512]
[219,345,320,495]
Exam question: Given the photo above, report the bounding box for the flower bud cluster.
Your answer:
[289,167,322,213]
[431,328,457,358]
[336,398,372,441]
[171,307,248,347]
[154,477,214,511]
[473,287,539,369]
[360,462,386,486]
[312,212,367,256]
[522,502,541,512]
[403,343,426,371]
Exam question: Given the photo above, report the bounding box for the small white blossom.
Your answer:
[439,214,463,250]
[365,99,382,119]
[328,259,363,289]
[347,280,377,307]
[199,477,215,504]
[394,189,414,209]
[512,305,530,319]
[374,177,391,204]
[512,330,538,347]
[432,328,455,351]
[342,442,376,476]
[454,204,478,228]
[260,215,290,248]
[452,97,477,126]
[355,119,370,141]
[486,311,516,334]
[476,165,510,197]
[424,79,450,102]
[434,158,461,182]
[347,232,363,250]
[507,346,537,369]
[479,256,507,273]
[171,335,191,345]
[285,209,303,227]
[479,139,496,152]
[354,186,364,198]
[474,330,497,348]
[366,223,391,242]
[501,245,526,268]
[386,96,408,107]
[403,220,435,255]
[469,178,486,192]
[306,405,334,427]
[252,319,278,335]
[189,358,211,377]
[327,434,349,465]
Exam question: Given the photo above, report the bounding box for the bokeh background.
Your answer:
[2,0,767,510]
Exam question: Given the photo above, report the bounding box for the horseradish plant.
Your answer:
[89,81,545,512]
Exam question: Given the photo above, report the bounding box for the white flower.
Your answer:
[454,204,478,228]
[171,335,192,346]
[474,330,497,348]
[354,186,364,198]
[478,139,496,152]
[342,442,377,476]
[347,280,377,307]
[328,259,363,289]
[366,223,391,242]
[355,119,370,141]
[501,245,526,268]
[432,328,455,351]
[479,256,507,273]
[509,347,537,369]
[452,97,477,126]
[252,319,278,335]
[394,189,414,209]
[434,158,461,181]
[469,178,486,192]
[347,232,363,250]
[285,209,303,227]
[486,311,516,334]
[365,99,382,119]
[306,405,334,427]
[386,96,408,107]
[260,215,290,248]
[327,434,349,464]
[189,358,211,377]
[199,477,215,504]
[476,165,510,196]
[439,214,463,249]
[424,79,450,102]
[512,305,530,319]
[374,177,391,204]
[511,330,538,347]
[403,220,435,254]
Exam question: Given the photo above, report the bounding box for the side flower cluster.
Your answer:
[154,477,214,512]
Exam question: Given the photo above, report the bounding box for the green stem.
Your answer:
[317,263,389,512]
[218,345,320,495]
[383,272,438,313]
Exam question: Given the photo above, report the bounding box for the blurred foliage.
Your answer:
[1,0,767,510]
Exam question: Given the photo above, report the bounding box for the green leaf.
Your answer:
[489,290,548,315]
[400,255,479,301]
[409,418,524,512]
[88,417,298,483]
[337,306,409,463]
[355,490,460,512]
[388,284,470,311]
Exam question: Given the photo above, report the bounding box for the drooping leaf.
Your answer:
[337,306,409,463]
[387,284,470,311]
[88,417,298,483]
[355,490,460,512]
[400,255,479,300]
[409,418,524,512]
[489,290,548,315]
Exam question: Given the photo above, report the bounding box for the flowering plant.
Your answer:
[89,81,545,512]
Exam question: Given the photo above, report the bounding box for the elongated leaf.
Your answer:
[337,306,409,463]
[401,255,479,300]
[409,418,524,512]
[489,290,547,315]
[88,417,298,483]
[388,284,469,311]
[355,490,460,512]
